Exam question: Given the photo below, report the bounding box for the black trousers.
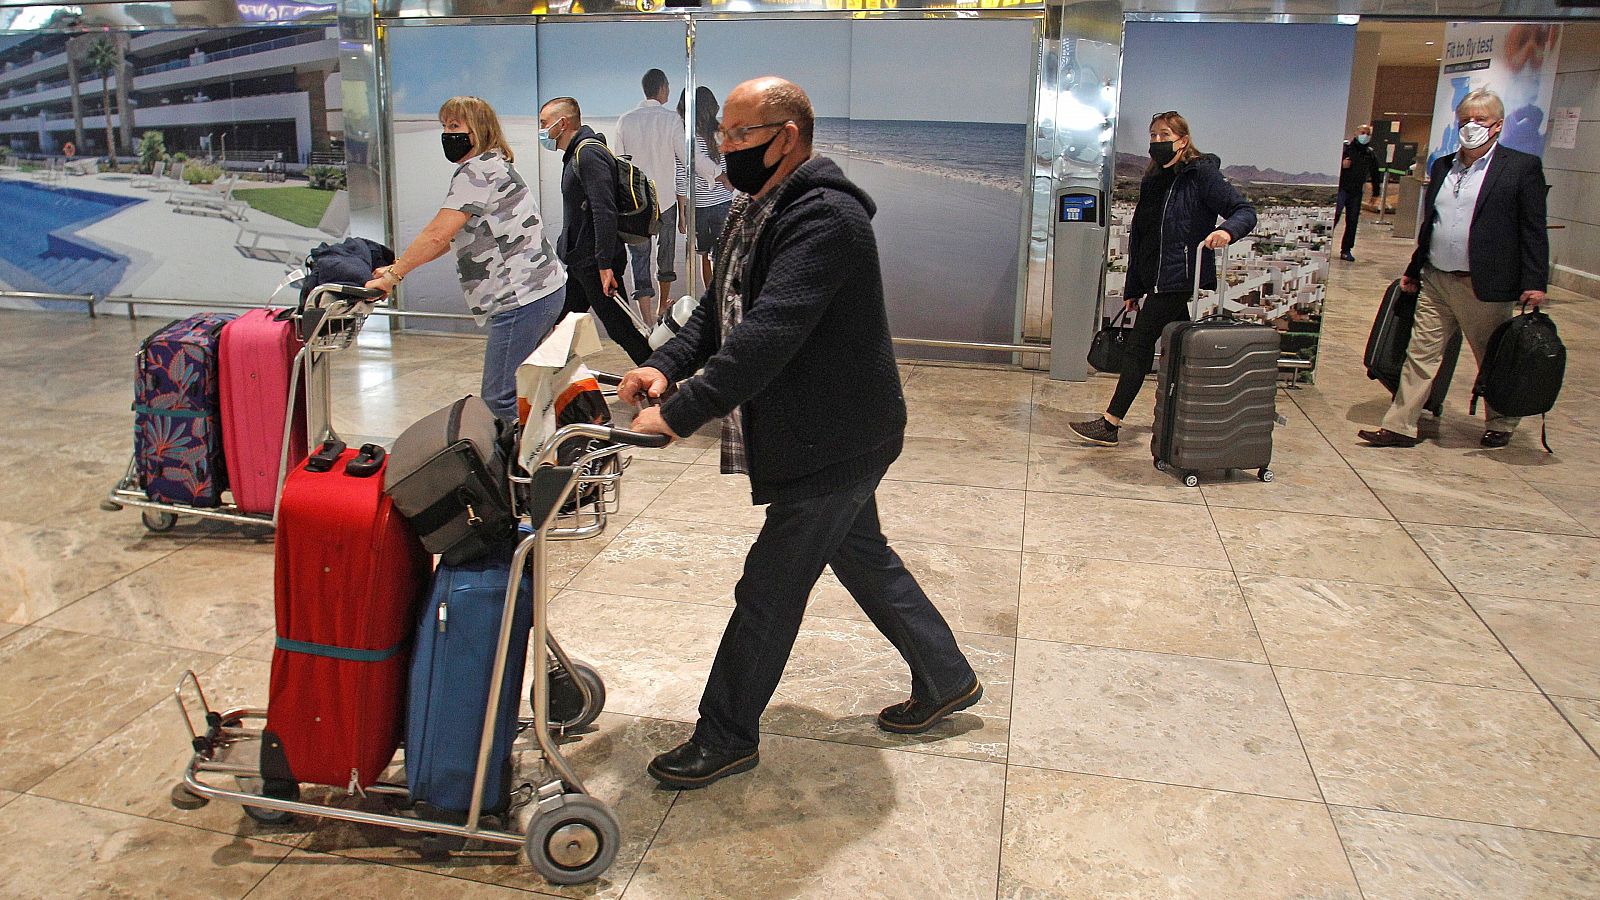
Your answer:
[563,264,653,365]
[692,470,976,755]
[1107,291,1190,420]
[1334,189,1362,253]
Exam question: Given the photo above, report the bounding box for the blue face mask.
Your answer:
[539,121,559,151]
[1356,134,1370,145]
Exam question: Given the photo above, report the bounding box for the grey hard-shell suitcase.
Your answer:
[383,395,517,564]
[1151,244,1281,487]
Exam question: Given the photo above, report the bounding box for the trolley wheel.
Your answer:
[240,778,298,825]
[1182,473,1200,488]
[100,499,124,512]
[525,794,620,886]
[543,661,606,733]
[1154,459,1169,472]
[170,782,208,811]
[1258,468,1274,483]
[142,510,178,532]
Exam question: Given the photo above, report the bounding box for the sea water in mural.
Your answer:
[0,25,346,310]
[1110,22,1356,379]
[1427,22,1563,167]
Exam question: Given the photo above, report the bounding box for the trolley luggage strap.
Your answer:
[274,635,408,663]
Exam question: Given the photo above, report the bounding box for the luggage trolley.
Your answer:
[169,421,668,886]
[104,282,385,532]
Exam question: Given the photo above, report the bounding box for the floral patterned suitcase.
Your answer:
[134,312,237,507]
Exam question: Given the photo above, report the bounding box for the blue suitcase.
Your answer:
[406,542,531,815]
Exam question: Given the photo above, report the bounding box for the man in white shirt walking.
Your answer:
[1358,89,1549,450]
[613,68,682,327]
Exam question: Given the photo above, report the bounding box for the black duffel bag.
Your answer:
[384,395,518,564]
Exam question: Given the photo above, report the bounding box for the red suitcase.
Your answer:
[262,444,432,791]
[220,308,307,515]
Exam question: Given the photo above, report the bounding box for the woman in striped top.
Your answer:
[677,86,734,288]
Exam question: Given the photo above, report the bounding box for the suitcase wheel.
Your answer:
[525,793,620,886]
[142,510,178,532]
[544,661,606,734]
[1182,473,1200,488]
[1258,468,1274,483]
[169,783,208,811]
[239,777,298,825]
[1153,459,1169,473]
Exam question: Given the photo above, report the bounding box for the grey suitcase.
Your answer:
[1151,244,1281,487]
[384,395,517,564]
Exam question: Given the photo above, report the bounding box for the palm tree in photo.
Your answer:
[85,37,121,164]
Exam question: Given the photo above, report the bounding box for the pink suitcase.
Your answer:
[220,308,307,515]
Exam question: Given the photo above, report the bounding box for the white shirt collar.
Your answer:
[1454,141,1497,173]
[636,99,664,109]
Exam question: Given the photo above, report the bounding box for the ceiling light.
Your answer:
[1425,41,1435,45]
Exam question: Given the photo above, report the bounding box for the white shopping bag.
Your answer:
[516,313,610,472]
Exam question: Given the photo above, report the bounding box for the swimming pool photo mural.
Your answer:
[1111,22,1357,380]
[0,25,346,311]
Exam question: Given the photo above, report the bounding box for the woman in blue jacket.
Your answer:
[1071,111,1256,446]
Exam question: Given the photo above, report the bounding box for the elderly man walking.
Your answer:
[619,76,981,789]
[1359,89,1549,450]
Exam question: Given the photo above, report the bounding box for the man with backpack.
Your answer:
[1358,89,1549,450]
[540,96,654,364]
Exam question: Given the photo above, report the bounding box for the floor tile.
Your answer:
[610,457,687,519]
[1200,463,1391,519]
[0,626,220,791]
[245,850,549,899]
[235,626,277,663]
[891,434,1030,490]
[1000,768,1361,899]
[637,465,766,529]
[0,517,190,625]
[1023,493,1229,569]
[1211,508,1451,590]
[1027,443,1206,505]
[1469,595,1600,699]
[1009,641,1319,800]
[1018,553,1264,662]
[1276,668,1600,835]
[1405,524,1600,604]
[625,735,1006,900]
[810,539,1023,638]
[301,712,684,899]
[1552,696,1600,751]
[1359,469,1590,535]
[1332,806,1600,900]
[1240,575,1532,690]
[876,480,1027,551]
[568,517,750,606]
[1529,480,1600,534]
[40,542,275,655]
[0,793,291,899]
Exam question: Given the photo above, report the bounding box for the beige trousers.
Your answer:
[1381,267,1520,439]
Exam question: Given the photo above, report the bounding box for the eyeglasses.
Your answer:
[714,120,790,145]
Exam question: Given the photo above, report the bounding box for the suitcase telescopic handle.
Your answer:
[1191,239,1230,311]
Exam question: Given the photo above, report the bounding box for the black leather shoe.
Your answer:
[1481,430,1513,449]
[1357,428,1419,448]
[647,740,758,790]
[878,677,984,734]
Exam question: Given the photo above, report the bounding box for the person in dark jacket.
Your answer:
[620,76,980,790]
[1358,89,1548,450]
[1334,124,1383,261]
[1070,111,1257,447]
[538,96,653,364]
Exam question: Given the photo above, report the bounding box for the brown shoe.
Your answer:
[1481,430,1513,449]
[1357,428,1419,448]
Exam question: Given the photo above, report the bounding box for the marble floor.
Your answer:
[2,225,1598,898]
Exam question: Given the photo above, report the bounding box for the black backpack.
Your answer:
[1470,307,1565,452]
[575,138,660,246]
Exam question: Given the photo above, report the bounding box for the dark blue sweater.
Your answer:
[646,157,906,505]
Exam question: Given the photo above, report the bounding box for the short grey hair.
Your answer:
[1457,89,1505,121]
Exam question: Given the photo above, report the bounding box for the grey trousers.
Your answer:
[1381,266,1520,438]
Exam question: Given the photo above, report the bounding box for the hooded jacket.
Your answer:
[645,156,906,505]
[1123,153,1256,301]
[556,125,624,272]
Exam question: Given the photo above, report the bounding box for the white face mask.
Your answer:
[1458,120,1494,150]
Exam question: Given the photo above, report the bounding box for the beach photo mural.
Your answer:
[1110,22,1357,379]
[0,25,347,311]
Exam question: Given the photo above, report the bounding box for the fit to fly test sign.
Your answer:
[1427,22,1562,169]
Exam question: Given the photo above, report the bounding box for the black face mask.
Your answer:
[442,132,474,163]
[724,133,783,195]
[1149,140,1177,167]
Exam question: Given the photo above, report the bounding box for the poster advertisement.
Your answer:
[1111,22,1356,378]
[1427,22,1563,168]
[0,26,346,310]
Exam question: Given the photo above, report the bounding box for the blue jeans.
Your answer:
[691,470,976,754]
[480,285,565,421]
[627,203,678,300]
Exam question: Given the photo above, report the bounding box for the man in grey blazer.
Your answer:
[1359,89,1549,449]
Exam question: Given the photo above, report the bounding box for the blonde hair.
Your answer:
[1457,89,1505,122]
[1147,110,1204,175]
[439,96,515,164]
